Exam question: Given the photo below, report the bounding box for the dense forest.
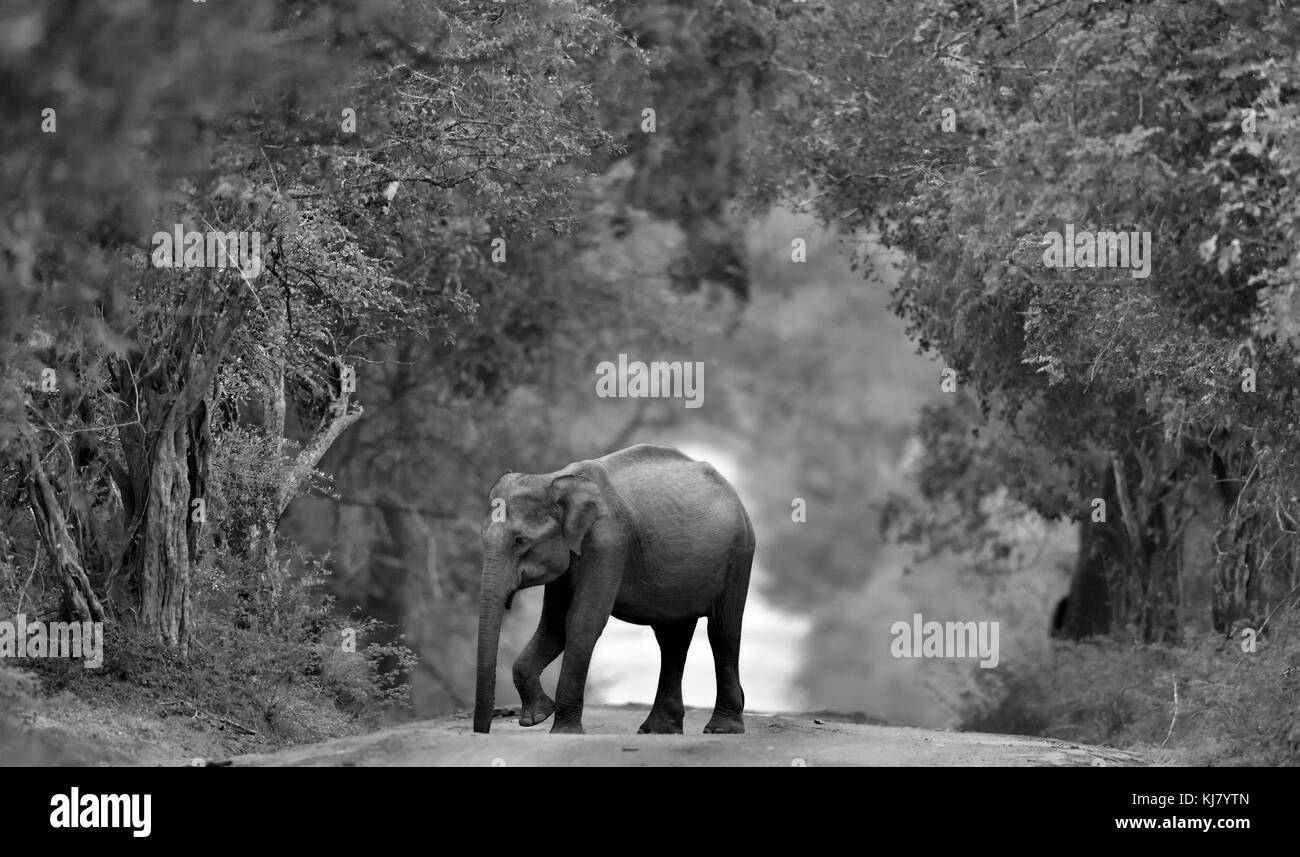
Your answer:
[2,0,1300,766]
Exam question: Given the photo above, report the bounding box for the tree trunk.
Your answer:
[1053,516,1113,640]
[1054,449,1182,643]
[122,400,208,656]
[111,275,252,655]
[1208,442,1269,633]
[21,428,105,624]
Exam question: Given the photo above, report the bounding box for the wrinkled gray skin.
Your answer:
[473,444,755,735]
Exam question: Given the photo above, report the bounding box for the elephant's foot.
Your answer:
[703,714,745,734]
[550,720,585,735]
[518,695,555,727]
[637,711,684,734]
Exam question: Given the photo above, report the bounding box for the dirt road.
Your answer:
[223,706,1149,767]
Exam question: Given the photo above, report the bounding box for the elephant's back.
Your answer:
[597,443,697,473]
[600,443,752,580]
[598,444,743,512]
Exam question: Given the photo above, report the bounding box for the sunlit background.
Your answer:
[494,213,1075,727]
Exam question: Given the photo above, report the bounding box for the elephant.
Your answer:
[472,443,755,735]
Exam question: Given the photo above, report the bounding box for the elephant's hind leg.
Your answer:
[704,544,752,734]
[638,618,697,734]
[513,583,569,727]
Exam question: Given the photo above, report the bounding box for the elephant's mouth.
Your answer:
[504,589,516,610]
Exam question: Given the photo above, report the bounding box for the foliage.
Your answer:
[754,0,1300,639]
[965,614,1300,765]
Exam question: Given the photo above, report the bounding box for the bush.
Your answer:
[962,614,1300,765]
[18,548,417,752]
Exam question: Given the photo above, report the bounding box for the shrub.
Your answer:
[962,614,1300,765]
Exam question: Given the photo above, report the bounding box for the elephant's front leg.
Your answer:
[551,567,620,734]
[513,583,570,727]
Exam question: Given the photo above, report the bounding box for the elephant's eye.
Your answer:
[514,534,529,547]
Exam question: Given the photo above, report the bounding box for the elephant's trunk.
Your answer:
[473,562,510,734]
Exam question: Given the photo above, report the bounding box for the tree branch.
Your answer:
[276,362,364,519]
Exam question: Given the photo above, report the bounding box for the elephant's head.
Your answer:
[473,469,603,733]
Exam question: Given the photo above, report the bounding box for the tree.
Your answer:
[752,0,1300,640]
[2,0,631,656]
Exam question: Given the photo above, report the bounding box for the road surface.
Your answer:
[219,706,1148,767]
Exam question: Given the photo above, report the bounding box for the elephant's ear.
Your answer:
[550,473,602,556]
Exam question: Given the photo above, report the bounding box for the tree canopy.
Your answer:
[752,0,1300,642]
